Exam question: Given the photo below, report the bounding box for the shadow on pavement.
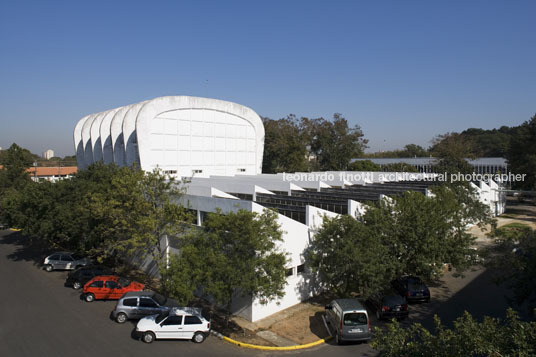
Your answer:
[0,230,51,267]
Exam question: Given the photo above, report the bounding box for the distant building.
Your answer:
[43,149,55,160]
[352,157,508,174]
[27,166,77,182]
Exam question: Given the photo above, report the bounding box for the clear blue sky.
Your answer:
[1,0,534,157]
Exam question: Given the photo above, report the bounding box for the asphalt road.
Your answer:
[0,230,375,357]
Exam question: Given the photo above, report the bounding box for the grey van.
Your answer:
[112,291,179,323]
[325,298,371,344]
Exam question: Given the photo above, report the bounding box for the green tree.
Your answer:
[485,225,536,311]
[381,163,418,172]
[305,215,393,297]
[365,186,489,280]
[301,114,368,171]
[430,132,474,176]
[0,143,34,192]
[507,114,536,190]
[371,309,536,357]
[348,160,381,171]
[262,116,309,173]
[402,144,428,157]
[83,165,191,273]
[188,209,288,323]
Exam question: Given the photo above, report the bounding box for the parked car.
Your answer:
[65,265,114,289]
[325,298,371,345]
[112,291,179,323]
[135,307,210,344]
[82,275,145,302]
[392,276,431,303]
[43,252,91,272]
[368,291,409,321]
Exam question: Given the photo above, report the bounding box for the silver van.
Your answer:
[112,291,179,323]
[325,298,371,344]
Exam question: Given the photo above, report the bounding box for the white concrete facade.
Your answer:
[73,96,264,177]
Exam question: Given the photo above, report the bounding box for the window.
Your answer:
[163,316,183,326]
[343,313,368,326]
[105,280,119,289]
[237,168,246,172]
[118,278,131,287]
[61,255,74,262]
[49,255,60,260]
[192,169,203,174]
[286,268,294,277]
[123,298,137,307]
[297,264,305,274]
[140,298,158,308]
[184,316,202,325]
[89,281,103,288]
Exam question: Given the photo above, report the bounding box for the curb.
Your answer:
[211,330,332,351]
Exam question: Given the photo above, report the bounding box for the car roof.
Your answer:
[170,306,203,317]
[49,251,73,255]
[122,291,156,298]
[333,298,366,311]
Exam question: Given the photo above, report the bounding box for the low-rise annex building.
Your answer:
[74,96,506,322]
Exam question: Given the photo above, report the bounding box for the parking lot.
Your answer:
[0,229,377,357]
[1,216,524,357]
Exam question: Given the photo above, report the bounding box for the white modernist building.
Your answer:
[74,96,506,322]
[74,96,264,177]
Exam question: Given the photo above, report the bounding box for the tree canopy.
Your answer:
[371,308,536,357]
[167,209,288,321]
[306,184,492,297]
[262,114,367,172]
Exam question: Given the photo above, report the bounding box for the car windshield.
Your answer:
[153,293,166,305]
[118,278,130,287]
[343,313,367,326]
[155,313,168,324]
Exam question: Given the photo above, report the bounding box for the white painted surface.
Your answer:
[74,115,90,169]
[100,108,121,164]
[123,101,148,167]
[136,96,264,177]
[110,105,131,167]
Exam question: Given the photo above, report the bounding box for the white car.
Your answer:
[136,307,210,344]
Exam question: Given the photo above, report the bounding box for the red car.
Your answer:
[83,275,145,302]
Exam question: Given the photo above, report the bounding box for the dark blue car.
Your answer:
[392,276,430,303]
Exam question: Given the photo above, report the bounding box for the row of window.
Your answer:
[286,264,305,277]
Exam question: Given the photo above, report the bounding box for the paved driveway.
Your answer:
[0,230,374,357]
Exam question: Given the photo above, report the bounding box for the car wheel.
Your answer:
[72,281,82,290]
[116,313,127,324]
[142,331,155,343]
[192,332,205,343]
[85,293,95,302]
[335,333,342,345]
[45,265,53,272]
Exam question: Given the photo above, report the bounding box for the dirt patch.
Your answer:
[261,301,330,344]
